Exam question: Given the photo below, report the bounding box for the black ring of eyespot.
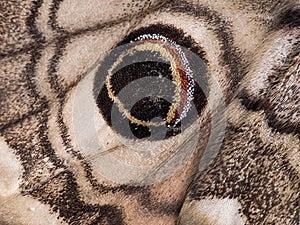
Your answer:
[94,24,208,140]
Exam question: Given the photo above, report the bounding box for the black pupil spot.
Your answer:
[129,97,172,139]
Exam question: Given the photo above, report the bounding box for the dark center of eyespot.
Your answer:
[129,97,173,140]
[94,24,208,141]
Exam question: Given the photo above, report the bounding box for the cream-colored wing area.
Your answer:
[35,0,166,39]
[0,137,22,198]
[179,198,246,225]
[0,137,65,225]
[55,0,164,32]
[0,195,66,225]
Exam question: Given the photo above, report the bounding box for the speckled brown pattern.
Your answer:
[0,0,299,224]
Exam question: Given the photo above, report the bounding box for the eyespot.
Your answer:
[64,20,227,184]
[94,24,208,141]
